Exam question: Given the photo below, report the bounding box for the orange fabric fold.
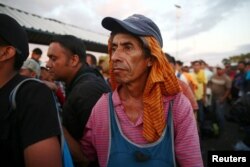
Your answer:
[142,37,180,142]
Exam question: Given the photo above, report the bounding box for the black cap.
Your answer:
[0,14,29,59]
[102,14,163,48]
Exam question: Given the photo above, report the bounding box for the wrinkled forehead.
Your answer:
[109,32,151,58]
[112,33,143,46]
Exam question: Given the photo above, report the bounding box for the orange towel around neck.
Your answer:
[142,36,180,142]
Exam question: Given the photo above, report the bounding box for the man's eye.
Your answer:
[124,45,132,51]
[111,46,117,52]
[51,57,56,61]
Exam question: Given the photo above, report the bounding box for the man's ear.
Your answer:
[71,54,80,67]
[0,46,16,61]
[30,72,37,78]
[147,61,152,67]
[147,56,155,67]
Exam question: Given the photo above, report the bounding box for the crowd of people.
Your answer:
[1,12,250,167]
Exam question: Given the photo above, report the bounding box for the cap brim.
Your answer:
[102,17,148,36]
[21,66,28,69]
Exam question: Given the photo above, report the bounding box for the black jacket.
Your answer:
[62,66,111,140]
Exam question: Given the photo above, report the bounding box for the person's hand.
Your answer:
[63,128,89,167]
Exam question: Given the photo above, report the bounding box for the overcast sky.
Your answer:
[1,0,250,65]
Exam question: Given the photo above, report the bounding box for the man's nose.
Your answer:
[46,59,52,69]
[111,48,123,62]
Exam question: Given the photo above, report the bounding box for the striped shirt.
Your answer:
[81,90,203,167]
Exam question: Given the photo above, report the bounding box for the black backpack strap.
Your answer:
[0,78,42,142]
[9,78,42,111]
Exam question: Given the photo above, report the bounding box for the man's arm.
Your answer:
[17,81,63,167]
[174,93,203,167]
[221,76,232,103]
[24,137,62,167]
[220,88,231,103]
[63,127,89,167]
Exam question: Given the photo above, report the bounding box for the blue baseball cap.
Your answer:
[102,14,163,48]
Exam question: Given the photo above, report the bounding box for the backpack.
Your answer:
[230,93,250,126]
[9,78,74,167]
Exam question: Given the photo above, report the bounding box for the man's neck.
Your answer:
[0,70,17,88]
[65,65,82,86]
[119,78,147,101]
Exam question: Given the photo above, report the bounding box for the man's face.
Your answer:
[216,68,224,76]
[86,55,92,65]
[31,53,41,61]
[238,63,245,72]
[110,33,151,85]
[40,68,53,81]
[46,42,72,82]
[192,62,201,73]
